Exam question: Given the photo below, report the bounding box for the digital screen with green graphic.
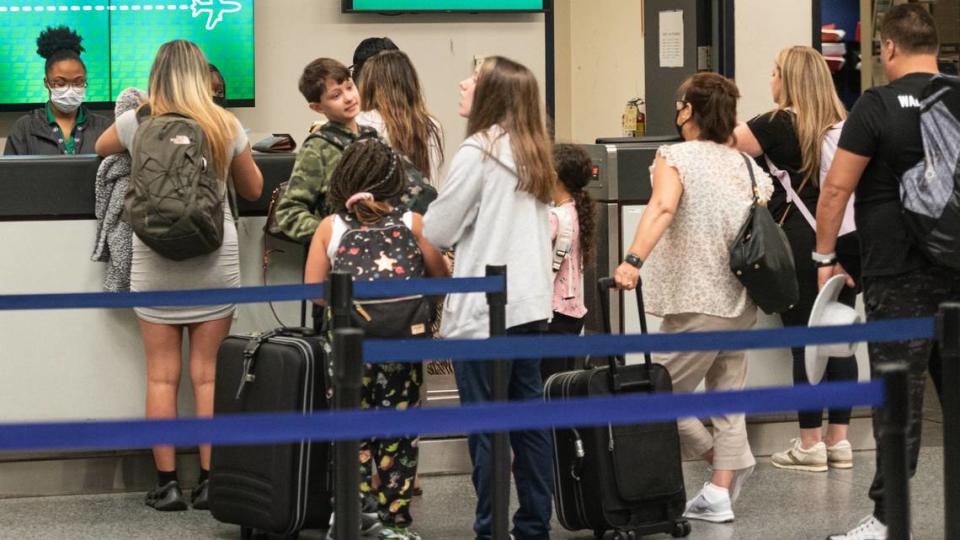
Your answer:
[343,0,547,13]
[0,0,254,110]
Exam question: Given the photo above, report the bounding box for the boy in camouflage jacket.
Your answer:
[276,58,436,243]
[275,58,370,243]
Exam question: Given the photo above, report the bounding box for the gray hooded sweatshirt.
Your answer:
[424,126,552,339]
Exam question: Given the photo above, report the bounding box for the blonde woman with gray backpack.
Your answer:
[95,39,262,512]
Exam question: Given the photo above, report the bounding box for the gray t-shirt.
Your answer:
[114,108,248,164]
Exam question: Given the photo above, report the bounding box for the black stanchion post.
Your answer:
[329,271,354,331]
[876,362,911,540]
[333,327,363,540]
[485,265,509,540]
[330,272,360,540]
[938,303,960,540]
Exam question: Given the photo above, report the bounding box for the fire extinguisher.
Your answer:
[622,98,646,137]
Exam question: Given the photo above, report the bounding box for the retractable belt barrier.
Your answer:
[0,275,948,540]
[0,276,505,310]
[0,381,883,452]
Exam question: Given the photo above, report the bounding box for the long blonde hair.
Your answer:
[771,46,847,184]
[359,50,443,178]
[145,40,234,179]
[466,56,555,203]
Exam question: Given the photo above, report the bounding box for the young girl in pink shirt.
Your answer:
[541,144,596,383]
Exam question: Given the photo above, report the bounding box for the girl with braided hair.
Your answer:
[540,144,596,383]
[5,26,110,155]
[304,138,447,540]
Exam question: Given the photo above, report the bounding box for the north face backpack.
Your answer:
[899,74,960,270]
[125,110,224,261]
[332,211,432,339]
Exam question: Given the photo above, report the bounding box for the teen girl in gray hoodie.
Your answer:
[423,56,555,540]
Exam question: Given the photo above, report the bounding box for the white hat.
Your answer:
[805,275,862,384]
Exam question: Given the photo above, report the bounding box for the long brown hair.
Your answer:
[771,46,847,184]
[467,56,555,203]
[145,40,235,179]
[359,50,443,180]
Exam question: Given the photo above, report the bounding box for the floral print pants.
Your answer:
[359,361,422,527]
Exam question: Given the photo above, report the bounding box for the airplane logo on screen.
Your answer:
[191,0,242,30]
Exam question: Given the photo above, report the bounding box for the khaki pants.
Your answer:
[653,308,758,471]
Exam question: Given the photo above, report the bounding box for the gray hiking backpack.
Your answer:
[899,74,960,270]
[125,109,225,261]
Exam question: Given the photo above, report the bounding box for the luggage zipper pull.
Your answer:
[354,304,372,322]
[571,428,585,481]
[608,424,615,452]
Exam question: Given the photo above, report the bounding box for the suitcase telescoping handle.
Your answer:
[597,277,654,393]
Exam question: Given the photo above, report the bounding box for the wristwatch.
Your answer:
[624,253,644,269]
[812,251,838,267]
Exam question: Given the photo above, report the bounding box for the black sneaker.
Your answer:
[191,479,209,510]
[145,480,188,511]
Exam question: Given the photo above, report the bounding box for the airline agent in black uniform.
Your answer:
[4,26,110,156]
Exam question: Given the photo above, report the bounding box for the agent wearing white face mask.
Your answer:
[4,26,110,156]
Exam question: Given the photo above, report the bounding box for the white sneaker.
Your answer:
[701,464,754,503]
[827,440,854,469]
[827,515,887,539]
[326,509,383,540]
[683,482,734,523]
[771,439,828,472]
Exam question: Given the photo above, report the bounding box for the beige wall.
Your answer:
[734,0,812,120]
[553,0,645,143]
[554,0,815,142]
[0,0,546,164]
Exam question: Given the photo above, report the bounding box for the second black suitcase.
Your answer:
[209,327,332,539]
[545,278,690,539]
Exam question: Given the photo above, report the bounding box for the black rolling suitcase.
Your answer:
[209,327,331,539]
[544,278,690,539]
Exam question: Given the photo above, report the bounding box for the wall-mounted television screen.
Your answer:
[0,0,254,111]
[342,0,548,13]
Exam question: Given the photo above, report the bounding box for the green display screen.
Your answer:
[345,0,545,12]
[0,0,254,109]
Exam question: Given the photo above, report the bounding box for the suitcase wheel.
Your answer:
[671,519,692,538]
[611,531,637,540]
[593,529,606,540]
[240,526,254,539]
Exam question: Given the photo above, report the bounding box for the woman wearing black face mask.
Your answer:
[209,63,227,107]
[615,73,775,524]
[4,26,110,156]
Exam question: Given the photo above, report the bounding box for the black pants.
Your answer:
[866,265,960,523]
[539,312,585,384]
[780,216,859,428]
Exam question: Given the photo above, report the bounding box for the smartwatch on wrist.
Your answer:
[811,251,837,267]
[624,253,643,269]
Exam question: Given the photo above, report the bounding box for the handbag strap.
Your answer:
[740,153,761,204]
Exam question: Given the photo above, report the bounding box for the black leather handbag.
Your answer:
[729,153,799,314]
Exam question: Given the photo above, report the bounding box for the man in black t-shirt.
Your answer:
[816,5,960,540]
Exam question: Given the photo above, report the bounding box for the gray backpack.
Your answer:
[125,110,224,261]
[899,74,960,270]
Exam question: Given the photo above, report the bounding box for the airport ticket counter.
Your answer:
[0,153,468,496]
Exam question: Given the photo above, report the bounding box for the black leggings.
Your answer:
[780,214,859,429]
[539,312,585,384]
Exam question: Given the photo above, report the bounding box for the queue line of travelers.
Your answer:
[2,5,955,539]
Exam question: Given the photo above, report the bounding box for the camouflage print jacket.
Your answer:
[274,122,378,242]
[275,121,438,243]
